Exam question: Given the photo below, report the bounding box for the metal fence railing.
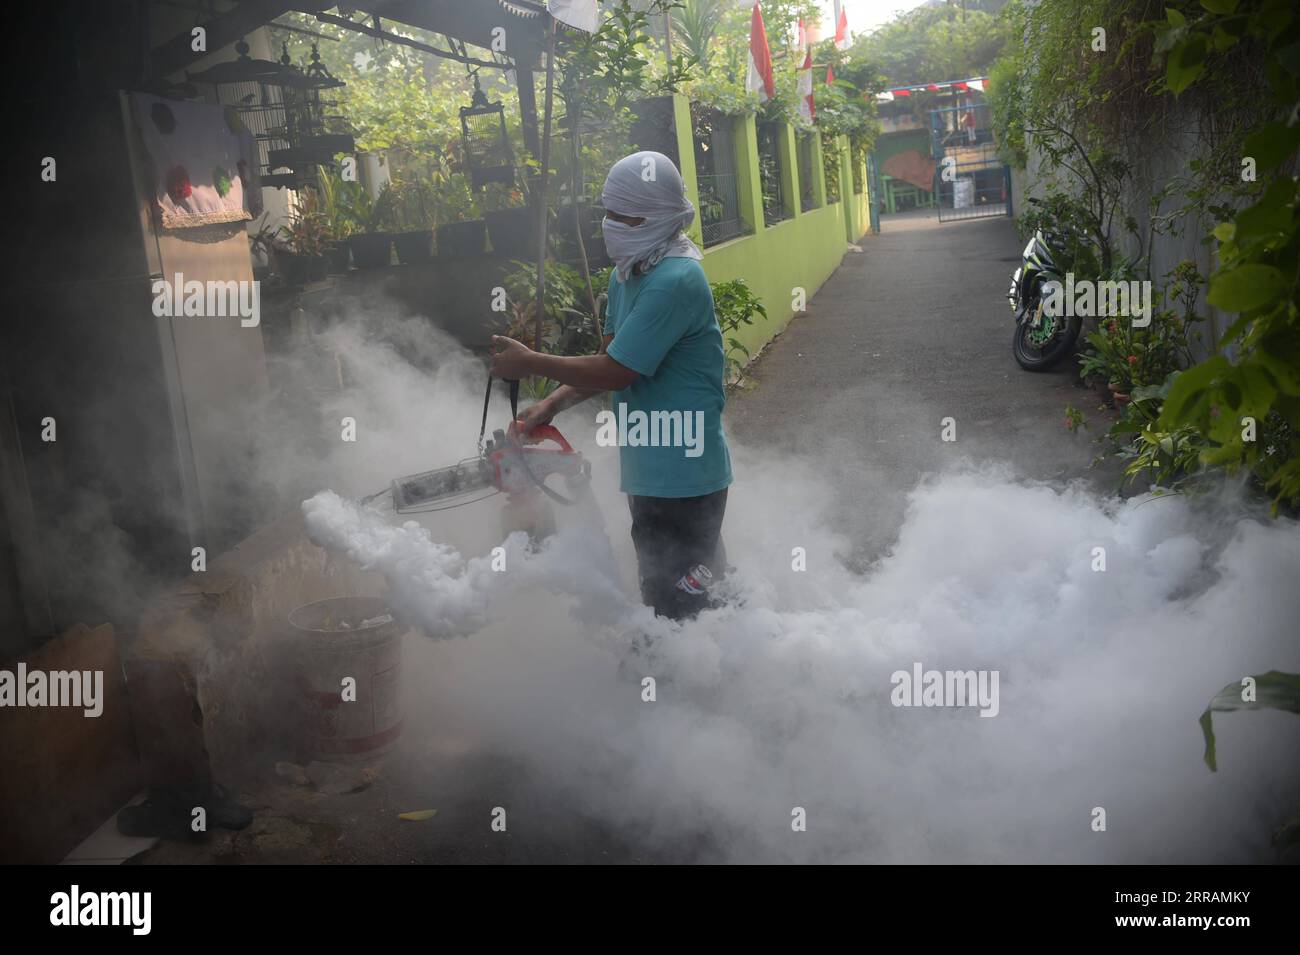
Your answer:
[934,139,1010,222]
[821,133,841,204]
[757,123,791,225]
[798,135,816,211]
[692,105,749,247]
[936,164,1010,221]
[698,172,747,246]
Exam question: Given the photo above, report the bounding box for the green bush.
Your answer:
[711,277,767,383]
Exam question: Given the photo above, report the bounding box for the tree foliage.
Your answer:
[848,0,1015,88]
[1152,0,1300,509]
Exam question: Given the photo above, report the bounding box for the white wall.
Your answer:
[1015,103,1226,363]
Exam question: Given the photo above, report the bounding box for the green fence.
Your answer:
[662,95,871,361]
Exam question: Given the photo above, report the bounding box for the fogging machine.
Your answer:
[389,420,588,513]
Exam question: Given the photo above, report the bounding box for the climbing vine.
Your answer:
[1151,1,1300,509]
[991,0,1296,508]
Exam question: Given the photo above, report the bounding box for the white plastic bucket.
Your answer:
[288,596,403,760]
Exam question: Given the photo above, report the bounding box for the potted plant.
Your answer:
[481,181,532,258]
[275,190,330,285]
[248,212,278,281]
[344,183,397,269]
[433,172,487,258]
[314,169,361,273]
[390,178,436,264]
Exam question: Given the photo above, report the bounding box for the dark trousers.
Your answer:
[627,488,728,621]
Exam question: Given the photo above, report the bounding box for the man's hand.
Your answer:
[515,398,555,436]
[489,335,537,380]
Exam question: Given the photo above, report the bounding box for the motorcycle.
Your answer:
[1007,197,1084,371]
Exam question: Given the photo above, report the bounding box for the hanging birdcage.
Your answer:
[459,75,515,190]
[189,39,352,190]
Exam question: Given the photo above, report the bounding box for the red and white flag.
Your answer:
[826,63,835,85]
[549,0,600,33]
[797,46,815,121]
[833,0,850,51]
[746,2,776,102]
[796,17,808,52]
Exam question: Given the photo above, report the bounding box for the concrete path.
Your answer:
[726,209,1115,567]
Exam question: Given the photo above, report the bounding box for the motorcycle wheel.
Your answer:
[1012,308,1083,371]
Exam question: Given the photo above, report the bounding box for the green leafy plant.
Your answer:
[1077,262,1205,397]
[1149,1,1300,510]
[711,277,767,383]
[389,177,437,231]
[696,177,725,227]
[429,172,478,224]
[314,167,370,241]
[479,180,526,214]
[248,212,278,265]
[671,0,728,70]
[820,132,842,203]
[332,181,397,235]
[1199,670,1300,855]
[562,0,697,118]
[279,189,330,257]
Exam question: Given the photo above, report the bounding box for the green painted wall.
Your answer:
[839,139,871,242]
[666,95,870,361]
[700,206,850,360]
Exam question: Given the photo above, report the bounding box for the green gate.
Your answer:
[866,153,882,234]
[929,104,1010,222]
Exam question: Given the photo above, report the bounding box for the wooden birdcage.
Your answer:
[459,75,515,190]
[189,39,352,190]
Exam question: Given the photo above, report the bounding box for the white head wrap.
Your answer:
[600,151,704,282]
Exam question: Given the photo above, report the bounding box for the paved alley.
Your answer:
[726,210,1115,566]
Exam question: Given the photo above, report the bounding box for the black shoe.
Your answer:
[116,779,253,840]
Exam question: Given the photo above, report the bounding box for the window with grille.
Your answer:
[692,106,749,247]
[757,122,791,225]
[797,133,817,211]
[821,132,841,204]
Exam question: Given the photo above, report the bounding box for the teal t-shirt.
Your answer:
[604,256,733,498]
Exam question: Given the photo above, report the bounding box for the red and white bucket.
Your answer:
[288,596,403,760]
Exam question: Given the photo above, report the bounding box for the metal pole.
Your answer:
[569,99,601,332]
[664,7,674,75]
[533,15,557,352]
[311,11,510,70]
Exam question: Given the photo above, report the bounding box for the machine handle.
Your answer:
[509,420,574,452]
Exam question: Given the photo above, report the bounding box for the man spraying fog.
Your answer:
[490,150,732,620]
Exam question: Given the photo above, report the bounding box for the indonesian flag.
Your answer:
[746,2,776,102]
[833,0,850,51]
[796,17,807,51]
[797,47,815,121]
[826,63,835,84]
[548,0,599,33]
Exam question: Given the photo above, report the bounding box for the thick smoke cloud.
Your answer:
[296,311,1300,863]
